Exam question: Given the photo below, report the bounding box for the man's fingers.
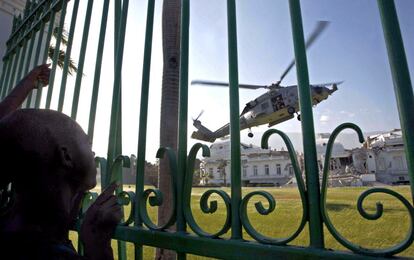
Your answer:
[97,196,118,210]
[94,183,118,205]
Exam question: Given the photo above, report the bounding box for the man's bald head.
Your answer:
[0,109,96,194]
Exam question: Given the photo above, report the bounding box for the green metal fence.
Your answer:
[0,0,413,259]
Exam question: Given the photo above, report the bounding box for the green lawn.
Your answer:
[70,186,414,259]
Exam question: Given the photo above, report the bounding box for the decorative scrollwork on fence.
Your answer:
[107,155,135,226]
[80,191,98,218]
[109,155,131,185]
[183,143,231,238]
[321,123,414,256]
[139,147,177,230]
[239,129,308,245]
[117,190,136,226]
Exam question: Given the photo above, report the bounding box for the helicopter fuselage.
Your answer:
[191,84,338,143]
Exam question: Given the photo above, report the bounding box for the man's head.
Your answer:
[0,109,96,223]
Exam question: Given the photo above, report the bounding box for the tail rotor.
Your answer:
[192,110,204,122]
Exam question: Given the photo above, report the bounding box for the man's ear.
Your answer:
[59,146,74,168]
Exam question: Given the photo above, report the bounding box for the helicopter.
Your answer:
[191,21,343,143]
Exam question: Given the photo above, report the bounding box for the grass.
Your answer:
[70,185,414,259]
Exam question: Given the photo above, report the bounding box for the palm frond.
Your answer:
[48,45,79,76]
[53,26,69,46]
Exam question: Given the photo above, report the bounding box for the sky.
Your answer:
[18,0,414,162]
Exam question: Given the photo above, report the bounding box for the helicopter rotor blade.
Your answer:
[193,110,204,121]
[285,81,344,88]
[191,80,268,90]
[311,81,344,87]
[279,21,330,84]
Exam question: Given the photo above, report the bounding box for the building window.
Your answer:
[378,158,386,171]
[264,165,269,175]
[243,167,247,177]
[399,176,405,181]
[209,168,213,176]
[253,165,258,176]
[289,166,294,176]
[393,156,404,170]
[276,164,281,175]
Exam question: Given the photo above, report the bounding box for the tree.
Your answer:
[157,0,181,259]
[145,160,159,187]
[49,27,78,74]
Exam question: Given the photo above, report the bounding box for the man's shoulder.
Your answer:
[0,231,82,260]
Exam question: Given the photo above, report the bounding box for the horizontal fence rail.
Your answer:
[0,0,413,259]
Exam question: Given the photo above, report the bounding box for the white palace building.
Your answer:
[201,140,297,187]
[201,129,410,187]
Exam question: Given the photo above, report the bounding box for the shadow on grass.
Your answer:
[326,203,352,212]
[326,203,407,213]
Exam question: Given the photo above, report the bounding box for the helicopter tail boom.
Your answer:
[191,119,217,142]
[191,130,216,143]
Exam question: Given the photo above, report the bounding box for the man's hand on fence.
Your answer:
[25,63,51,88]
[0,64,51,119]
[80,183,122,260]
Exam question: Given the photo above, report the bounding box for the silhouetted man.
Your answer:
[0,109,122,259]
[0,65,122,259]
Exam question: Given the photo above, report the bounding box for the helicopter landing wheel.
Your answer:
[297,114,301,121]
[287,106,295,115]
[248,129,254,138]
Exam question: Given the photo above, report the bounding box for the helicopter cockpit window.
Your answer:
[261,102,269,110]
[271,95,285,111]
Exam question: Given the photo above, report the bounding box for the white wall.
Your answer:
[0,0,26,72]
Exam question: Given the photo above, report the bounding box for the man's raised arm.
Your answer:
[0,64,50,119]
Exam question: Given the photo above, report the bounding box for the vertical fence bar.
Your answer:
[35,8,56,108]
[0,59,8,96]
[0,58,12,98]
[378,0,414,203]
[71,0,94,119]
[27,22,46,108]
[2,17,19,98]
[21,1,38,78]
[45,0,68,109]
[3,50,18,98]
[19,33,36,107]
[0,22,12,93]
[107,1,129,260]
[22,36,36,77]
[87,0,110,139]
[13,40,29,88]
[14,11,31,85]
[114,0,121,64]
[57,0,80,112]
[113,0,123,180]
[46,0,67,109]
[176,0,190,258]
[226,0,242,240]
[22,32,37,79]
[134,0,155,259]
[288,0,324,248]
[6,48,22,95]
